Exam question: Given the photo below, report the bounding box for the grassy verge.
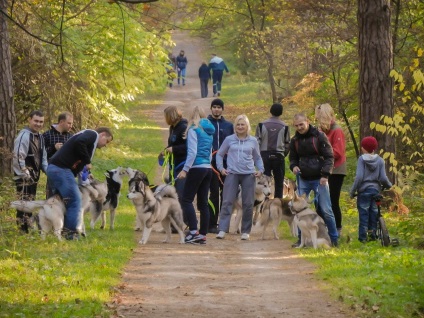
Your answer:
[0,97,164,317]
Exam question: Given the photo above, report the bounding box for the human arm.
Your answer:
[182,129,197,172]
[255,123,262,146]
[252,139,264,176]
[379,158,393,189]
[288,138,300,174]
[330,128,346,163]
[284,126,290,157]
[349,157,364,198]
[318,132,334,178]
[13,130,31,178]
[216,138,230,175]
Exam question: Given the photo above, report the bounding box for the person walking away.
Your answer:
[176,50,188,86]
[46,127,113,240]
[160,106,188,206]
[289,113,338,247]
[349,136,392,243]
[207,99,234,233]
[198,62,211,98]
[208,53,229,97]
[177,106,215,245]
[42,111,74,198]
[315,103,346,236]
[216,114,264,241]
[255,103,290,198]
[13,110,48,233]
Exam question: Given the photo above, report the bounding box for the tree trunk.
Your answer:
[0,0,16,179]
[358,0,395,181]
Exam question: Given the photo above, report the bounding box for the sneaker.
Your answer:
[217,92,221,96]
[241,233,250,240]
[191,235,206,245]
[291,239,301,248]
[216,231,226,239]
[185,231,204,244]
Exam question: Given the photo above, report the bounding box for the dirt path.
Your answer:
[112,31,352,318]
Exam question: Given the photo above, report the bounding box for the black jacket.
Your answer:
[168,119,188,172]
[198,64,211,80]
[289,125,334,180]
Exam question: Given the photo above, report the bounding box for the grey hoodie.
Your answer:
[350,154,392,196]
[216,134,264,174]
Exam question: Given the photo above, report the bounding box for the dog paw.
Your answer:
[139,240,147,245]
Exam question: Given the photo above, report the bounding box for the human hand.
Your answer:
[293,166,301,175]
[220,168,228,176]
[22,169,32,182]
[55,142,63,150]
[165,147,173,153]
[254,171,262,177]
[319,177,328,185]
[177,170,187,179]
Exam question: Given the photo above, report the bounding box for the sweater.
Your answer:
[323,122,346,175]
[216,134,264,175]
[208,56,229,72]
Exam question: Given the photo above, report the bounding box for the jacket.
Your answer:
[350,154,392,196]
[42,124,73,160]
[255,117,290,156]
[176,55,188,70]
[183,118,215,171]
[216,134,264,175]
[198,64,211,80]
[323,122,346,175]
[289,125,334,180]
[49,129,99,176]
[167,119,188,172]
[208,56,229,73]
[13,127,48,181]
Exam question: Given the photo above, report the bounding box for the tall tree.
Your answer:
[358,0,395,165]
[0,0,16,178]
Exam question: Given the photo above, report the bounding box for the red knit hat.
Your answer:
[361,136,378,153]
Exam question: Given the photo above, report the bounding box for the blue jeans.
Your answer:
[357,187,379,242]
[297,176,338,242]
[177,68,186,85]
[181,168,212,235]
[46,164,81,232]
[212,70,223,94]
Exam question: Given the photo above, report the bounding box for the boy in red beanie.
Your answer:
[350,136,392,242]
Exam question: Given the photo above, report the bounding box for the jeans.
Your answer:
[219,173,256,234]
[357,187,379,242]
[181,168,212,235]
[212,70,224,94]
[177,68,186,85]
[261,152,285,198]
[46,164,81,232]
[297,176,338,242]
[200,79,209,98]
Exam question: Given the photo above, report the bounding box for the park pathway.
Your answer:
[112,31,352,318]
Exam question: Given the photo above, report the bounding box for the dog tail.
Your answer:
[10,200,46,213]
[154,184,178,200]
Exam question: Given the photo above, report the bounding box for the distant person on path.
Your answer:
[207,98,234,233]
[13,110,48,233]
[198,62,211,98]
[176,50,188,86]
[350,136,392,243]
[255,103,290,198]
[209,53,229,97]
[289,113,338,247]
[160,106,188,206]
[42,111,74,198]
[315,103,346,236]
[47,127,113,240]
[216,114,264,241]
[177,106,215,245]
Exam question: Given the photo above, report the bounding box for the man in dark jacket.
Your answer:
[47,127,113,239]
[176,50,188,86]
[13,110,48,233]
[198,62,211,98]
[289,113,338,247]
[208,53,229,97]
[207,99,234,233]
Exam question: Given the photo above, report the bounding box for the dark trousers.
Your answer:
[15,179,38,233]
[208,169,225,228]
[328,174,345,229]
[200,79,209,98]
[261,152,285,198]
[212,70,224,94]
[181,168,212,235]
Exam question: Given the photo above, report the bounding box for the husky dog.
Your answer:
[290,192,331,249]
[126,167,150,231]
[232,174,272,233]
[11,194,66,240]
[259,178,297,240]
[127,180,185,244]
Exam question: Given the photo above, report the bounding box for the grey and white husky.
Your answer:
[127,180,185,245]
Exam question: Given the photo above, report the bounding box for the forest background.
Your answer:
[0,0,423,317]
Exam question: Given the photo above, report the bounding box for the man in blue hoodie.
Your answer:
[209,53,229,97]
[207,99,234,233]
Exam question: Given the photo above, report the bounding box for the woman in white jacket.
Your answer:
[216,114,264,240]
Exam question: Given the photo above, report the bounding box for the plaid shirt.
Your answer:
[42,125,73,160]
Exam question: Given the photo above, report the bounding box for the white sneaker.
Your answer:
[241,233,250,240]
[216,231,225,239]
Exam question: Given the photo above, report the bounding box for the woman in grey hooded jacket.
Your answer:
[215,114,264,240]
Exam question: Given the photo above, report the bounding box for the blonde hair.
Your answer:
[184,106,206,138]
[315,103,335,132]
[234,114,251,136]
[164,106,182,126]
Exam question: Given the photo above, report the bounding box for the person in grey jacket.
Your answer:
[215,114,264,241]
[350,136,392,243]
[13,110,48,233]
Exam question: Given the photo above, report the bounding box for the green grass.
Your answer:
[0,98,164,317]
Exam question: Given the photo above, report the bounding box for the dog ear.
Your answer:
[138,181,145,195]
